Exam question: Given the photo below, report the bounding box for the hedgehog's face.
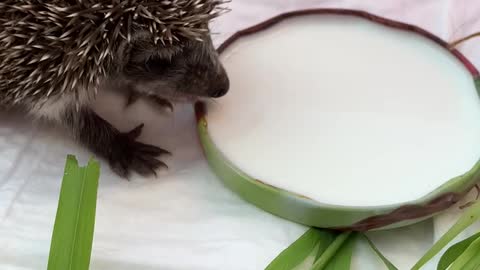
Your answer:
[122,35,229,102]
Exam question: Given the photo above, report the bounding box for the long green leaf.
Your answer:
[323,233,358,270]
[311,232,353,270]
[47,155,100,270]
[363,235,398,270]
[448,236,480,270]
[462,255,480,270]
[265,228,337,270]
[437,232,480,270]
[315,230,338,261]
[412,200,480,270]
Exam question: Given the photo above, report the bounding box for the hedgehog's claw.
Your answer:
[125,90,140,107]
[108,124,170,179]
[125,91,174,113]
[150,96,174,113]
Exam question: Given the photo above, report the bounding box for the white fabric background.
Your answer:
[0,1,479,269]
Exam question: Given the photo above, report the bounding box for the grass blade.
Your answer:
[311,232,353,270]
[437,232,480,270]
[47,155,100,270]
[314,230,338,261]
[265,228,337,270]
[411,200,480,270]
[323,233,358,270]
[448,236,480,270]
[363,235,398,270]
[462,255,480,270]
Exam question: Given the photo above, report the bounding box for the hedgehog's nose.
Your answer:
[209,76,229,98]
[210,86,228,98]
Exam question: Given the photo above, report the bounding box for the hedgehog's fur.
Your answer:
[0,0,230,178]
[0,0,228,108]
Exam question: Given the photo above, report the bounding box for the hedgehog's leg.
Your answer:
[63,106,169,178]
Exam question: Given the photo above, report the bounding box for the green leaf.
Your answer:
[311,232,353,270]
[462,255,480,270]
[47,155,100,270]
[315,230,338,261]
[412,200,480,270]
[323,233,358,270]
[363,235,398,270]
[437,232,480,270]
[447,236,480,270]
[265,228,337,270]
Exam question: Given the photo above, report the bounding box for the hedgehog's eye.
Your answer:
[145,57,172,73]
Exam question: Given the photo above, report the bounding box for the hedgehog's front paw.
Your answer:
[108,124,170,178]
[150,96,174,112]
[125,91,174,113]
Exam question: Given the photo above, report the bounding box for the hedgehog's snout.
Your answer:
[208,69,230,98]
[209,81,229,98]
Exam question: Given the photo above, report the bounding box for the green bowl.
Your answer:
[196,9,480,231]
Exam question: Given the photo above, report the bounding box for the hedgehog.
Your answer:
[0,0,230,178]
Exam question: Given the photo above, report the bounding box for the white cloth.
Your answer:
[1,1,479,269]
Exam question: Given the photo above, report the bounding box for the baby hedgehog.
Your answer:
[0,0,230,178]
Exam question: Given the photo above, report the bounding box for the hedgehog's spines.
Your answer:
[0,0,228,106]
